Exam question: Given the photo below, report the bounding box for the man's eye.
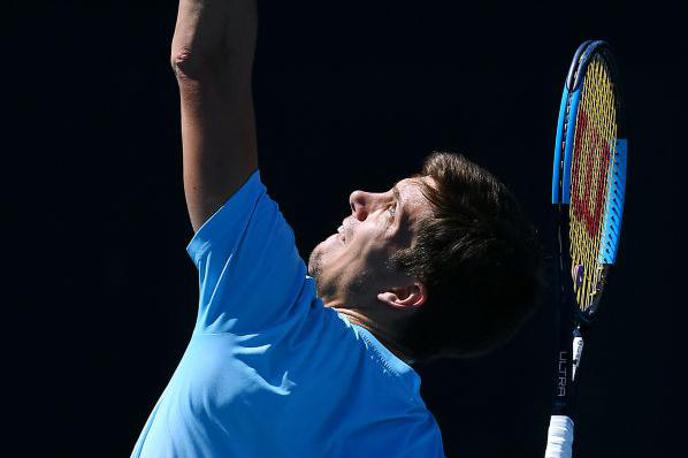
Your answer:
[388,203,397,217]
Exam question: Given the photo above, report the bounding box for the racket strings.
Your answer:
[569,55,618,312]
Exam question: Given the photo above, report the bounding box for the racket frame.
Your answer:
[549,39,626,418]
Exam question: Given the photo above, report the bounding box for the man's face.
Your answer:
[307,176,435,307]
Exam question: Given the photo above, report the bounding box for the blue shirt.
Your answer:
[131,170,445,457]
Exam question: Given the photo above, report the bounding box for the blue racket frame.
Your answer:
[549,40,627,419]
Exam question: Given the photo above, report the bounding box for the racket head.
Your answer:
[551,40,627,323]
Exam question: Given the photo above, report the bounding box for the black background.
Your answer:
[8,1,682,456]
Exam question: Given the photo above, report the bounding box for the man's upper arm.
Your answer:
[170,0,259,232]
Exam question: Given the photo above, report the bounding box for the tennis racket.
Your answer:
[544,40,627,458]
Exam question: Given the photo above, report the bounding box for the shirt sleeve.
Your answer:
[186,169,313,334]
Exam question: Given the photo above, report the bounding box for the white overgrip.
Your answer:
[544,415,574,458]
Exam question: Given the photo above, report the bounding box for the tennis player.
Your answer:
[131,1,543,456]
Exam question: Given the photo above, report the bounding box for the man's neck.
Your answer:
[331,307,414,365]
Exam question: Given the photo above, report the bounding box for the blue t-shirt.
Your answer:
[131,170,445,458]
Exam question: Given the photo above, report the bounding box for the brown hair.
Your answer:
[390,151,544,362]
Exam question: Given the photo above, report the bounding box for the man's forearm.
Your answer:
[171,0,259,232]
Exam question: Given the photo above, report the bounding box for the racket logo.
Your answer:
[570,109,611,238]
[557,351,568,397]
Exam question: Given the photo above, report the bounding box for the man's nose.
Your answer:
[349,190,372,221]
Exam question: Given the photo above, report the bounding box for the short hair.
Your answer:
[390,151,544,362]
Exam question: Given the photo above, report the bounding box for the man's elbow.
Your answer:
[170,48,222,82]
[171,48,254,88]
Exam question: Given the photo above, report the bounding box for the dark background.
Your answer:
[8,1,682,456]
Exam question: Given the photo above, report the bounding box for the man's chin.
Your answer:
[307,263,319,278]
[307,244,324,278]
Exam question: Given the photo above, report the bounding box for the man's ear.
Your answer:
[377,281,427,309]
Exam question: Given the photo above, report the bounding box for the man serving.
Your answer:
[131,1,542,456]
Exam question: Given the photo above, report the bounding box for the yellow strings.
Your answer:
[569,55,618,312]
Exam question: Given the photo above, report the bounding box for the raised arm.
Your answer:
[170,0,258,232]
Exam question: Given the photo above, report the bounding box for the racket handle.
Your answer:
[544,415,574,458]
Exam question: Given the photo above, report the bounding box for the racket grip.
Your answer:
[544,415,574,458]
